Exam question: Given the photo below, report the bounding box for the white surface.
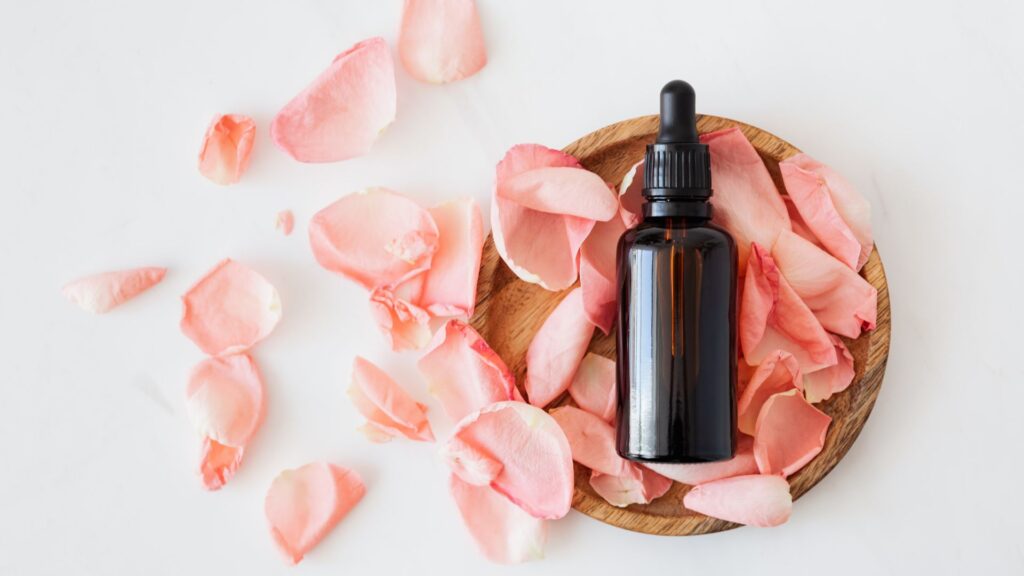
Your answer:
[1,1,1022,574]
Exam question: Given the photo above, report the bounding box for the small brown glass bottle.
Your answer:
[615,81,737,463]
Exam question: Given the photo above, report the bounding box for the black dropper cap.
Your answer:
[643,80,712,200]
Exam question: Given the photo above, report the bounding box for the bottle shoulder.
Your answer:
[620,220,736,248]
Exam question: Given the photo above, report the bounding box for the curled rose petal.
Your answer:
[645,435,758,485]
[701,127,790,271]
[449,475,546,564]
[198,114,255,185]
[772,230,877,339]
[419,198,484,317]
[683,474,792,527]
[525,287,595,408]
[198,438,245,491]
[368,285,432,351]
[62,267,166,313]
[348,356,434,442]
[784,195,822,248]
[754,390,832,477]
[417,319,519,422]
[737,351,802,435]
[180,259,281,356]
[617,160,644,229]
[804,334,855,403]
[781,153,872,270]
[399,0,487,84]
[275,210,294,236]
[271,38,396,163]
[567,353,616,423]
[443,401,574,519]
[265,463,366,564]
[309,188,440,290]
[580,213,626,334]
[589,467,672,508]
[740,243,836,372]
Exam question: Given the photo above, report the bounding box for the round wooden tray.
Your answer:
[470,114,891,536]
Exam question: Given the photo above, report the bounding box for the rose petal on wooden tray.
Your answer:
[525,287,595,408]
[580,213,627,334]
[265,463,365,564]
[567,352,617,423]
[804,334,855,403]
[683,474,792,527]
[737,350,802,435]
[617,160,644,229]
[271,37,395,163]
[754,389,832,477]
[589,466,672,508]
[62,267,166,313]
[348,356,434,442]
[645,435,758,485]
[419,198,483,317]
[449,474,546,564]
[180,259,281,356]
[275,210,294,236]
[368,285,432,351]
[198,114,255,185]
[399,0,487,84]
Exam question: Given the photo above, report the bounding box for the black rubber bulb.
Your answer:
[656,80,699,144]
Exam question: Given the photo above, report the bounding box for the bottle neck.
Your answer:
[642,197,712,221]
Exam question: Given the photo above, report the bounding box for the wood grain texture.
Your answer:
[470,114,890,536]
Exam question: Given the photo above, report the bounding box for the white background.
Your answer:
[2,1,1022,574]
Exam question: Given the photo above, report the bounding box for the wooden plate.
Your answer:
[469,114,891,536]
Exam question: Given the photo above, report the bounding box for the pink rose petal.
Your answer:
[567,352,616,423]
[589,466,672,508]
[740,243,836,372]
[737,350,802,435]
[443,401,574,519]
[772,229,877,339]
[784,195,822,248]
[180,259,281,356]
[449,474,546,564]
[525,287,595,408]
[275,210,294,236]
[368,285,432,351]
[271,38,396,163]
[683,474,792,527]
[645,435,758,485]
[62,267,166,313]
[701,127,790,271]
[198,114,255,185]
[754,389,832,477]
[198,438,245,491]
[419,198,484,317]
[781,153,872,271]
[399,0,487,84]
[348,356,434,442]
[309,188,440,290]
[417,319,519,422]
[500,167,618,221]
[265,463,366,564]
[804,334,855,403]
[617,160,644,229]
[580,213,626,334]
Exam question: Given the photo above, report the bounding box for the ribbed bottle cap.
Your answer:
[642,81,713,200]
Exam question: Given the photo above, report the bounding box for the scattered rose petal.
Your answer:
[772,229,877,338]
[645,435,758,485]
[198,114,256,185]
[754,390,832,477]
[525,287,595,408]
[683,474,792,527]
[399,0,487,84]
[781,153,872,270]
[265,463,366,564]
[737,351,802,435]
[567,353,616,423]
[580,213,626,334]
[309,188,440,290]
[449,474,546,564]
[275,210,294,236]
[701,127,790,271]
[442,401,574,519]
[617,160,644,229]
[62,267,166,313]
[271,38,396,163]
[368,285,432,351]
[804,334,855,403]
[417,319,519,422]
[419,198,484,317]
[348,356,434,442]
[198,438,245,491]
[180,259,282,356]
[589,466,672,508]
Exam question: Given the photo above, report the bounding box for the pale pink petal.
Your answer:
[449,475,546,564]
[198,438,245,491]
[348,356,434,442]
[550,406,629,476]
[784,195,822,248]
[754,390,832,477]
[525,287,596,407]
[419,198,484,316]
[417,319,518,422]
[683,474,792,527]
[737,351,802,435]
[309,188,440,290]
[180,259,282,356]
[443,401,574,519]
[265,463,365,564]
[500,167,618,221]
[589,466,672,508]
[399,0,487,84]
[186,353,265,447]
[645,435,758,485]
[772,229,877,338]
[198,114,255,185]
[275,210,294,236]
[617,160,644,229]
[580,214,626,334]
[441,436,504,486]
[782,153,872,270]
[271,38,395,163]
[567,353,616,423]
[368,285,432,351]
[62,267,166,313]
[804,334,855,403]
[701,127,790,271]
